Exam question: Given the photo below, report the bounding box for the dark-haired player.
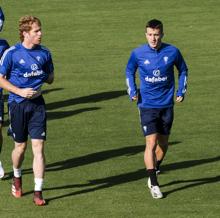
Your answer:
[125,19,188,198]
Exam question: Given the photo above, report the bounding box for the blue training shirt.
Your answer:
[0,38,9,93]
[125,43,188,108]
[0,42,54,103]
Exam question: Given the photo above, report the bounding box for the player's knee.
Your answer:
[15,143,27,154]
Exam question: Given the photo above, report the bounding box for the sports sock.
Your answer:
[34,178,44,191]
[147,169,158,186]
[13,167,21,178]
[156,160,162,171]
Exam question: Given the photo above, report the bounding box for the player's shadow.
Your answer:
[45,144,145,171]
[159,155,220,173]
[43,155,220,202]
[22,168,147,201]
[5,141,181,179]
[21,154,220,203]
[45,90,127,111]
[44,141,180,171]
[3,89,126,124]
[161,175,220,197]
[42,156,220,203]
[3,144,146,180]
[47,107,100,120]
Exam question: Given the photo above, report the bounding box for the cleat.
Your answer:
[149,185,163,199]
[33,191,46,206]
[147,177,163,199]
[147,177,151,189]
[0,161,4,179]
[11,176,22,198]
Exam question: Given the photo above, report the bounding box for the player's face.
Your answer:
[145,27,163,50]
[25,22,42,45]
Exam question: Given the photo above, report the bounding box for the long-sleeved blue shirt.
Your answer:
[125,43,188,108]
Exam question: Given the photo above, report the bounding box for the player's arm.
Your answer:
[0,75,37,98]
[175,49,188,103]
[0,49,37,98]
[44,51,54,85]
[45,71,54,84]
[125,51,138,101]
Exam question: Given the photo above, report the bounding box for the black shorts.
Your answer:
[8,96,47,143]
[139,107,174,136]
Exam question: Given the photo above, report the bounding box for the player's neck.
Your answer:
[22,41,37,49]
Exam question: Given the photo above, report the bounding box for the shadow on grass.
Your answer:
[4,144,146,180]
[14,147,220,203]
[43,155,220,202]
[47,107,100,120]
[161,175,220,197]
[160,155,220,173]
[4,142,181,180]
[3,89,127,125]
[45,90,127,111]
[45,144,145,171]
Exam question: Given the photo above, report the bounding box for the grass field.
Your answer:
[0,0,220,217]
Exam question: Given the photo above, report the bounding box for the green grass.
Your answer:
[0,0,220,217]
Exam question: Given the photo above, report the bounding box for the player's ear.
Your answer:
[23,31,29,39]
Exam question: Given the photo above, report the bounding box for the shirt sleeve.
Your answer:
[45,51,54,74]
[125,51,138,100]
[0,48,12,77]
[175,49,188,97]
[0,41,9,57]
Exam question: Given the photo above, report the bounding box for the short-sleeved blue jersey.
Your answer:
[0,38,9,93]
[125,43,188,108]
[0,43,54,103]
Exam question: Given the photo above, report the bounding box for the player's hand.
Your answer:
[19,88,37,98]
[132,96,138,101]
[176,96,184,103]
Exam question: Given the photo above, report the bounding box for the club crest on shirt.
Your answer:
[153,69,160,77]
[163,56,168,64]
[31,64,38,71]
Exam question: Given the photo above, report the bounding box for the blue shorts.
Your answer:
[8,96,47,143]
[139,107,174,136]
[0,92,4,123]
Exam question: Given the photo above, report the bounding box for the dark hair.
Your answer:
[145,19,163,33]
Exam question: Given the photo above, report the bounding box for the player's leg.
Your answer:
[144,133,158,182]
[155,107,174,174]
[155,135,169,173]
[9,100,28,198]
[144,134,163,199]
[29,96,47,206]
[139,107,163,198]
[11,141,27,198]
[32,139,46,206]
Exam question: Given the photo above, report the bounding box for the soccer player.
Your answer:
[125,19,188,199]
[0,7,10,179]
[0,15,54,206]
